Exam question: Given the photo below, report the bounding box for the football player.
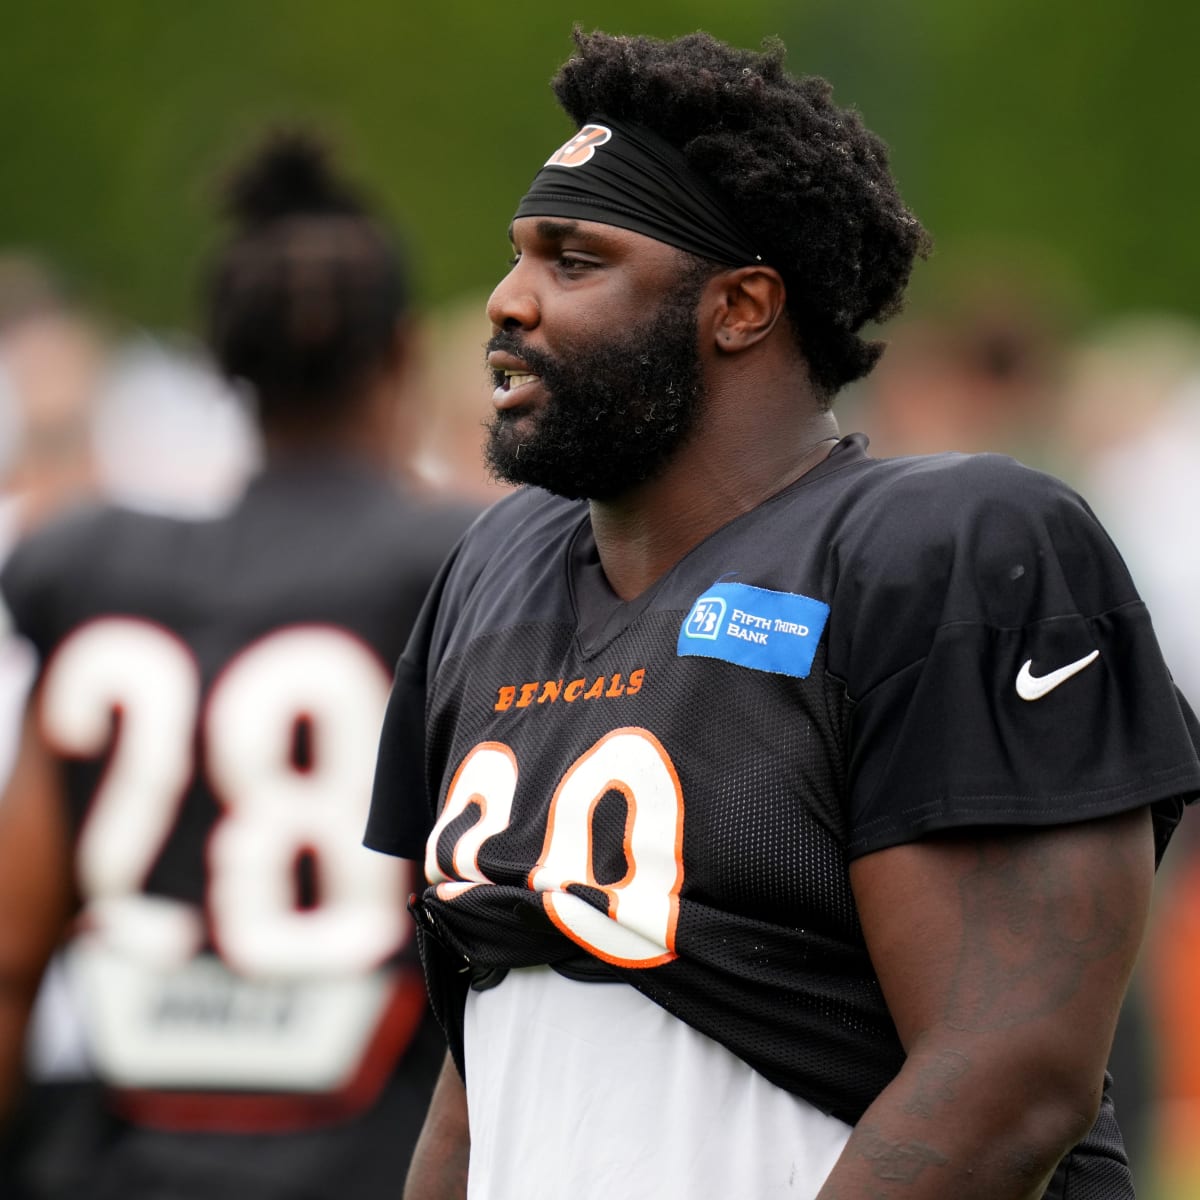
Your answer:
[0,132,475,1198]
[365,28,1200,1200]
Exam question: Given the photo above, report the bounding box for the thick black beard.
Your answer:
[483,282,707,502]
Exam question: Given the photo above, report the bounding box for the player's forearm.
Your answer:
[814,1045,1096,1199]
[403,1051,469,1200]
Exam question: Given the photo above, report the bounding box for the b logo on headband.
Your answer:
[545,124,612,168]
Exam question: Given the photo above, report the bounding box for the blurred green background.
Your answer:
[3,0,1198,332]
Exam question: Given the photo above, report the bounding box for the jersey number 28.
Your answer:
[40,618,410,978]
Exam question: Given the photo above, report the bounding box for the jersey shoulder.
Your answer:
[453,486,583,574]
[0,502,165,645]
[830,449,1137,620]
[838,448,1102,551]
[437,487,585,620]
[339,479,478,557]
[235,464,477,579]
[398,486,587,682]
[805,450,1143,700]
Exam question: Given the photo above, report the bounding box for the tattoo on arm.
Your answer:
[852,1122,949,1184]
[945,833,1131,1033]
[902,1049,969,1119]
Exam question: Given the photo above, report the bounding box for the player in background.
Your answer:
[0,131,475,1199]
[0,267,108,797]
[366,29,1200,1200]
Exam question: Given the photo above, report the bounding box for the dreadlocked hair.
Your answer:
[552,29,931,399]
[205,130,409,425]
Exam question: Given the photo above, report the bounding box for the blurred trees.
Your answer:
[1,0,1196,330]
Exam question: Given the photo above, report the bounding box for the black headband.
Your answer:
[513,116,763,267]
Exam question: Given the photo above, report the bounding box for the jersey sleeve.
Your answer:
[833,455,1200,860]
[1,529,52,656]
[0,506,99,661]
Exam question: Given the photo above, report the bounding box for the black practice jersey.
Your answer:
[0,458,473,1168]
[367,435,1200,1198]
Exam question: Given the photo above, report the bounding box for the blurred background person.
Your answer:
[0,129,475,1199]
[0,263,112,1171]
[1055,317,1200,712]
[0,260,105,547]
[89,334,261,521]
[0,261,108,835]
[839,248,1077,470]
[0,261,261,788]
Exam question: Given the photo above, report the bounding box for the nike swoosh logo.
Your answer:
[1015,650,1100,701]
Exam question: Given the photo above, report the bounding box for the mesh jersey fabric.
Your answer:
[366,433,1200,1197]
[0,458,475,1194]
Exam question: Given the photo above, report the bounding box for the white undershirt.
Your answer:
[463,964,852,1199]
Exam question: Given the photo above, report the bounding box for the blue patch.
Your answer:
[678,581,830,679]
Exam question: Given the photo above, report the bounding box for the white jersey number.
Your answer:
[427,728,684,968]
[41,618,409,978]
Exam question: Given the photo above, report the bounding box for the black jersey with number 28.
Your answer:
[1,459,473,1161]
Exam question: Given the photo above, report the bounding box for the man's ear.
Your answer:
[705,266,787,353]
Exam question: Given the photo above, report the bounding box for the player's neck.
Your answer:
[261,427,394,483]
[261,395,402,476]
[588,401,840,602]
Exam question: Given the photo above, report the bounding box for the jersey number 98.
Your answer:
[427,729,684,969]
